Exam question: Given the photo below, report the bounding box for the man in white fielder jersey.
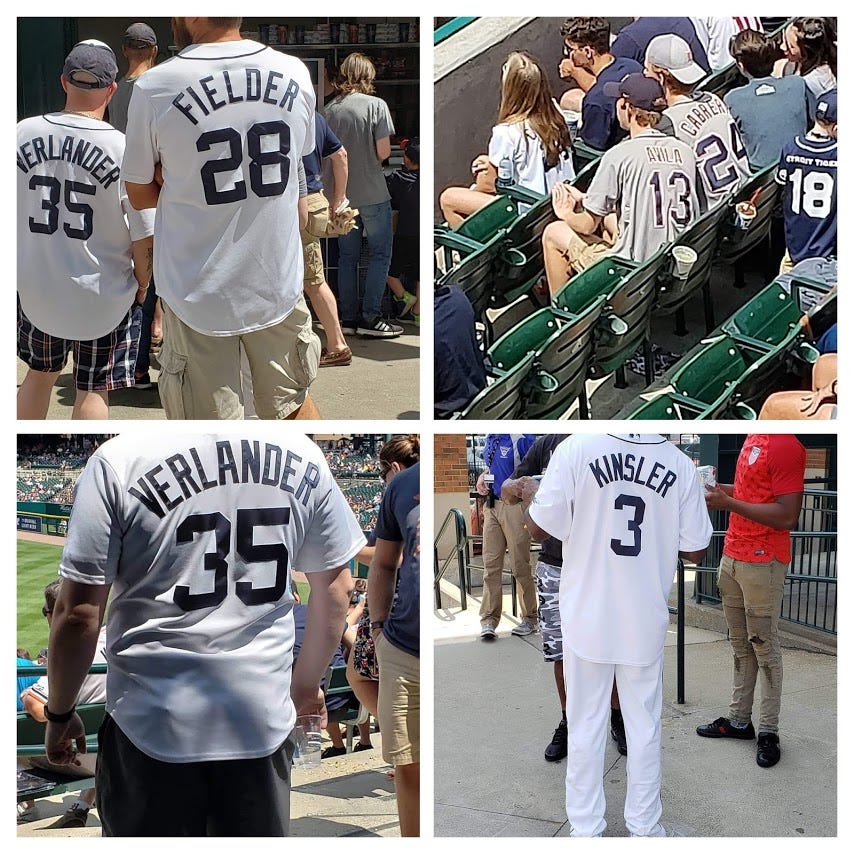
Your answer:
[42,432,366,836]
[523,434,712,837]
[122,17,321,420]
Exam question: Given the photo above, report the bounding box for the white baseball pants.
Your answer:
[563,647,665,837]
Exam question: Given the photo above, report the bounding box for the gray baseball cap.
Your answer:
[124,22,157,46]
[63,39,118,89]
[645,34,706,86]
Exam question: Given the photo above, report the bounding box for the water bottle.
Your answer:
[496,157,513,191]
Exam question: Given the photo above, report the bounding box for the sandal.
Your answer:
[319,346,352,367]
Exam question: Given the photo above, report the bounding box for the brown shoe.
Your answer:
[319,346,352,367]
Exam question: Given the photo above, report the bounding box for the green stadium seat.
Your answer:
[453,195,519,243]
[324,664,370,752]
[452,351,535,420]
[718,164,780,267]
[624,392,704,420]
[573,141,605,173]
[487,308,563,372]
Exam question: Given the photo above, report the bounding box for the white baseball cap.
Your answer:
[645,34,706,86]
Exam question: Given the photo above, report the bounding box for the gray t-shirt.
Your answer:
[584,130,700,263]
[108,76,139,134]
[324,92,394,208]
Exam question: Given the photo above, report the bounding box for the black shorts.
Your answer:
[17,298,141,391]
[388,235,418,280]
[96,713,294,836]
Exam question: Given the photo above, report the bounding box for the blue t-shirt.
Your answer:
[580,56,642,151]
[816,323,837,354]
[611,18,710,73]
[776,133,837,263]
[374,463,419,658]
[291,603,353,712]
[725,76,810,171]
[17,657,39,712]
[434,287,486,418]
[483,434,536,495]
[302,112,343,194]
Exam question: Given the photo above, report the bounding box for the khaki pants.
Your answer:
[779,250,795,275]
[375,633,420,766]
[718,554,788,734]
[479,500,537,626]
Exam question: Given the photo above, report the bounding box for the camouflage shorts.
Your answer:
[536,560,563,662]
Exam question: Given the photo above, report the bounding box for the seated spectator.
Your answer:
[774,17,837,106]
[776,90,837,274]
[541,74,699,294]
[725,29,810,170]
[558,17,642,151]
[611,17,710,75]
[17,650,38,712]
[19,580,107,828]
[690,17,764,71]
[434,287,486,418]
[439,51,574,227]
[759,353,837,419]
[645,34,750,208]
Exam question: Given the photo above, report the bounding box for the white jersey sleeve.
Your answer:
[487,123,517,169]
[121,83,158,185]
[527,440,576,541]
[678,463,715,553]
[122,191,156,242]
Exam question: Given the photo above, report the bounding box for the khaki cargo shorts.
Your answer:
[375,632,420,766]
[158,295,320,420]
[300,191,330,288]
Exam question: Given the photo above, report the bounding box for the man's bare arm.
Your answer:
[705,487,802,530]
[679,549,707,564]
[375,136,391,162]
[131,236,153,301]
[328,146,348,212]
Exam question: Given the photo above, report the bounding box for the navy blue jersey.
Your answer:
[302,112,342,194]
[580,56,642,151]
[776,133,837,263]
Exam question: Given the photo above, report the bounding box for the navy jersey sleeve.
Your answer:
[579,102,613,151]
[318,114,342,159]
[610,30,642,64]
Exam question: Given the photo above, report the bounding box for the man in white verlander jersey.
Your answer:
[122,17,320,421]
[541,74,700,296]
[17,41,154,420]
[645,34,751,209]
[43,433,366,836]
[524,434,713,837]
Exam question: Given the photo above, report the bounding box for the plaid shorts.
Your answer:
[536,560,563,662]
[17,297,141,391]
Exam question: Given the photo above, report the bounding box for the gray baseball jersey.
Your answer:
[664,92,751,208]
[17,113,154,340]
[529,434,712,666]
[58,432,366,762]
[584,130,700,263]
[121,41,315,336]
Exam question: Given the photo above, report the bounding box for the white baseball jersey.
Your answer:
[17,114,154,340]
[121,41,316,336]
[488,121,575,195]
[665,93,751,208]
[584,130,700,263]
[58,432,366,762]
[528,434,712,666]
[690,17,764,71]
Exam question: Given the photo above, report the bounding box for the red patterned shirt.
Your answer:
[723,435,806,563]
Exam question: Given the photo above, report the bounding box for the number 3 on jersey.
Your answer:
[198,120,291,205]
[173,507,290,610]
[611,494,646,557]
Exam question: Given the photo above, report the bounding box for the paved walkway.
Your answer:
[18,733,399,837]
[16,325,419,420]
[434,583,837,837]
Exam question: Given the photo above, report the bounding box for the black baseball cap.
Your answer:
[63,40,118,89]
[815,89,837,124]
[603,72,667,112]
[403,137,420,164]
[123,22,157,47]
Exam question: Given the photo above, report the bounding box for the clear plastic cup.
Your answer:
[292,714,322,769]
[697,465,717,488]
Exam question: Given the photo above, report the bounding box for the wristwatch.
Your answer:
[370,620,385,631]
[44,705,75,723]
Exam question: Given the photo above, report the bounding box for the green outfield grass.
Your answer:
[17,540,63,657]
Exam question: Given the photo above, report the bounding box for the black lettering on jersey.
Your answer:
[262,444,282,486]
[32,137,47,165]
[72,138,91,166]
[280,450,301,493]
[128,477,166,518]
[172,92,198,125]
[80,145,104,171]
[216,440,239,485]
[609,453,624,482]
[189,446,218,490]
[242,440,262,483]
[200,75,226,111]
[588,453,678,498]
[60,135,74,163]
[223,70,243,104]
[186,84,211,117]
[589,457,610,489]
[147,464,182,512]
[295,462,320,506]
[18,141,36,170]
[263,70,283,105]
[166,453,202,498]
[646,461,664,492]
[657,470,677,498]
[279,78,299,112]
[246,68,262,101]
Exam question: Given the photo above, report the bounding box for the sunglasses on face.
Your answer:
[42,606,52,617]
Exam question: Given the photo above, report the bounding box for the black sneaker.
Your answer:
[756,732,781,767]
[545,717,567,762]
[133,371,154,390]
[321,746,347,759]
[357,316,404,338]
[696,716,756,739]
[611,712,628,756]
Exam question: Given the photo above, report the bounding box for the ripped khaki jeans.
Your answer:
[718,554,788,734]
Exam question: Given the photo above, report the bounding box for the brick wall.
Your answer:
[435,435,468,493]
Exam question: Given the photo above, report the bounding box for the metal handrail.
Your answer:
[434,507,469,610]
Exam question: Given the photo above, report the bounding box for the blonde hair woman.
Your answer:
[440,51,575,228]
